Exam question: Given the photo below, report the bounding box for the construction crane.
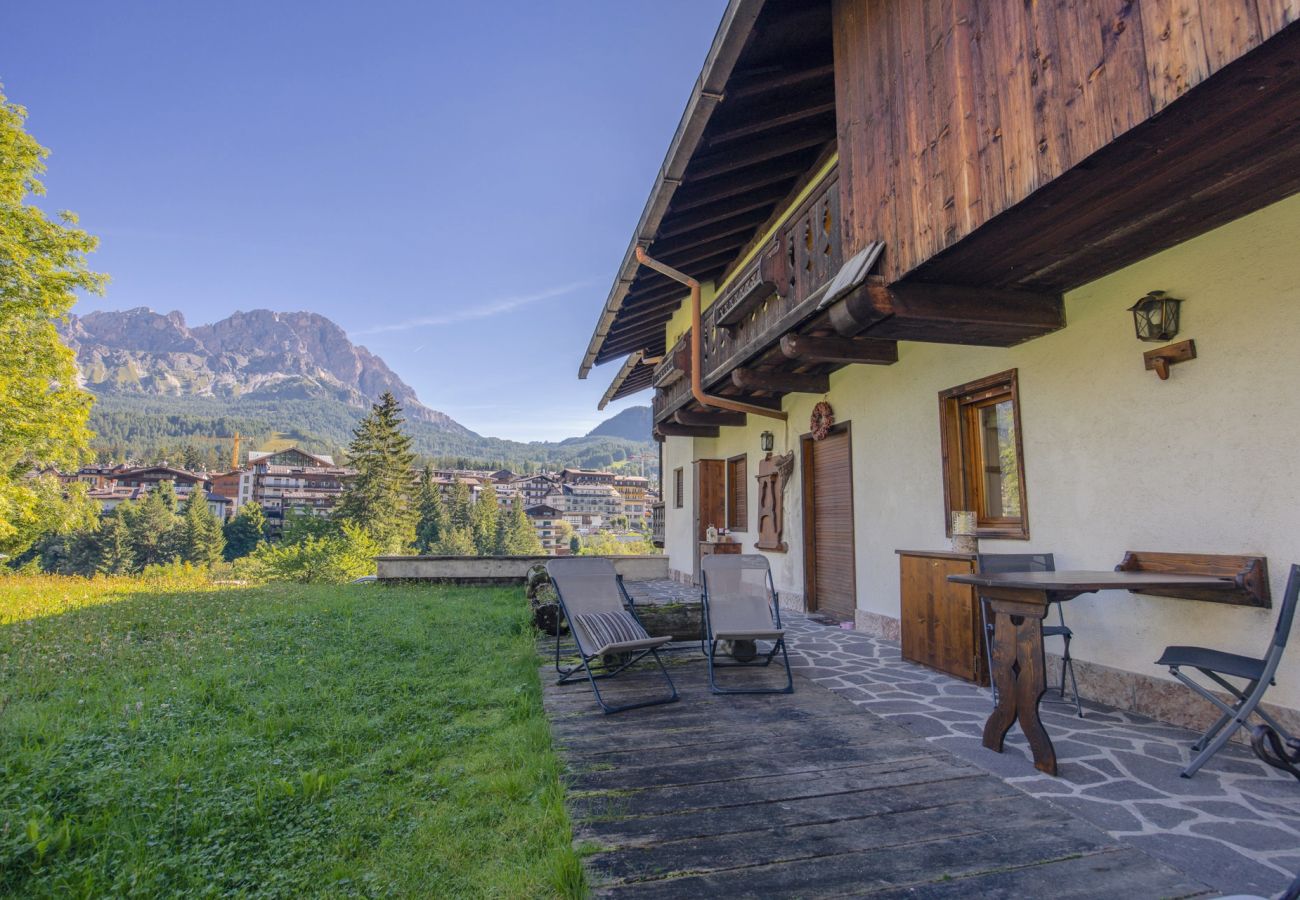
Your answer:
[231,431,241,470]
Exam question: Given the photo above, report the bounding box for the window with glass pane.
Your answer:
[939,370,1028,539]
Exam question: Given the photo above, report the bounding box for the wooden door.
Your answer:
[802,427,856,621]
[694,459,726,582]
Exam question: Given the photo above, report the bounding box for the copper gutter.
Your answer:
[634,247,787,422]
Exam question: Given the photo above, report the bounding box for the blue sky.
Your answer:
[1,1,727,440]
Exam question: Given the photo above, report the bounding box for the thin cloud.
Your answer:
[353,280,591,336]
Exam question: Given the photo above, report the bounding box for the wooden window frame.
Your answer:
[938,369,1029,540]
[726,453,748,532]
[673,467,684,509]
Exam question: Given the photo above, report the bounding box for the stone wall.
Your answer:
[375,554,669,585]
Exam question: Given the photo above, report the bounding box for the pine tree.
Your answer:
[222,502,267,561]
[471,487,499,556]
[414,466,448,553]
[179,488,225,566]
[335,392,416,553]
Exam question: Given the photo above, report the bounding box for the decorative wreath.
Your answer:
[809,401,834,441]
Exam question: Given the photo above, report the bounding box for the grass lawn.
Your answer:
[0,575,585,898]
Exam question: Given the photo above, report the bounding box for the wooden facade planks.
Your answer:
[831,0,1297,282]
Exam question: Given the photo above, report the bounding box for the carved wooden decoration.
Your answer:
[755,454,787,552]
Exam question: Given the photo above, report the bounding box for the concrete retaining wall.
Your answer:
[375,554,669,584]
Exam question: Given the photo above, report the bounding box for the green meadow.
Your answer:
[0,575,584,898]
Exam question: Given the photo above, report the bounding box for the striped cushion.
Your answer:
[574,610,649,653]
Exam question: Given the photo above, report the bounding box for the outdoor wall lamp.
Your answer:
[760,430,775,454]
[1128,291,1183,342]
[1130,292,1195,380]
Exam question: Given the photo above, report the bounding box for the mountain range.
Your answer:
[62,307,653,468]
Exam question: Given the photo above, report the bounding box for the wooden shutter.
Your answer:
[727,455,748,531]
[673,467,684,508]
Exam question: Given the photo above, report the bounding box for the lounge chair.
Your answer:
[701,554,793,694]
[1156,563,1299,777]
[977,552,1082,717]
[547,558,678,714]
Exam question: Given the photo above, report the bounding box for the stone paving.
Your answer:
[621,580,1300,896]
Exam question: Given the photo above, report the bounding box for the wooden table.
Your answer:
[947,570,1237,775]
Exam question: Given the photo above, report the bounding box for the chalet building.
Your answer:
[580,1,1300,735]
[559,468,615,487]
[114,465,209,493]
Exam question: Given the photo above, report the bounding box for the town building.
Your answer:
[577,0,1300,738]
[613,474,649,524]
[241,447,356,536]
[524,503,566,555]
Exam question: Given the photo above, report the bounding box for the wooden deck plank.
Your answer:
[543,658,1210,898]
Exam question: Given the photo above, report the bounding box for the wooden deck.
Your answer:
[543,658,1211,898]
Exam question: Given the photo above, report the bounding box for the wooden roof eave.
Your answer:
[578,0,766,381]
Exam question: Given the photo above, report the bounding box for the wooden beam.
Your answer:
[655,422,720,439]
[688,128,834,181]
[828,279,1065,346]
[726,62,835,102]
[780,333,899,365]
[657,185,788,239]
[708,100,837,146]
[675,409,747,428]
[731,367,830,394]
[671,160,810,213]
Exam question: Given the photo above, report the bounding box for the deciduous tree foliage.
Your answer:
[0,87,106,557]
[335,392,416,553]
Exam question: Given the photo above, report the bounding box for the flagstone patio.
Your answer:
[548,580,1300,896]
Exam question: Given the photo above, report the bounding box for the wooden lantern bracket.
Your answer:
[1143,339,1196,380]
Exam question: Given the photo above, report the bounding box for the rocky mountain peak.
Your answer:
[62,306,473,435]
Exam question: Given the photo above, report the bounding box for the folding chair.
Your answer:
[701,554,793,694]
[547,558,678,714]
[977,552,1082,717]
[1156,563,1300,777]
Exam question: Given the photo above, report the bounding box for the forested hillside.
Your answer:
[89,395,655,473]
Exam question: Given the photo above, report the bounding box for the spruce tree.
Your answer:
[448,476,472,532]
[95,509,135,574]
[124,483,180,568]
[501,501,543,555]
[179,488,225,566]
[222,502,268,561]
[335,392,416,553]
[414,465,448,553]
[470,487,499,555]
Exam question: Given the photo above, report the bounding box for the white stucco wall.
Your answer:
[665,191,1300,711]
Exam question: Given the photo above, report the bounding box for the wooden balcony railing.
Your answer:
[653,167,842,426]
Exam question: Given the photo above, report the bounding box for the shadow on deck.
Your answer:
[543,655,1211,898]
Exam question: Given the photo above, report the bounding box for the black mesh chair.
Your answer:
[1156,563,1299,777]
[976,553,1082,717]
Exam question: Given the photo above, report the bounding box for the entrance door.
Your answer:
[802,426,856,621]
[693,459,726,583]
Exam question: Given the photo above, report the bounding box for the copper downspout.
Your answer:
[634,247,787,422]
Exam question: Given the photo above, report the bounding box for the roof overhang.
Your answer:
[579,0,836,388]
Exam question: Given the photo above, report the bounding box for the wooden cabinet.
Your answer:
[700,541,742,558]
[897,550,988,685]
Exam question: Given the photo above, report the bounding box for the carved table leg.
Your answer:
[980,592,1056,776]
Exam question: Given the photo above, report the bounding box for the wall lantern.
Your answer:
[1128,291,1183,342]
[760,430,775,454]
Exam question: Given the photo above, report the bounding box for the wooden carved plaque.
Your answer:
[755,454,787,552]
